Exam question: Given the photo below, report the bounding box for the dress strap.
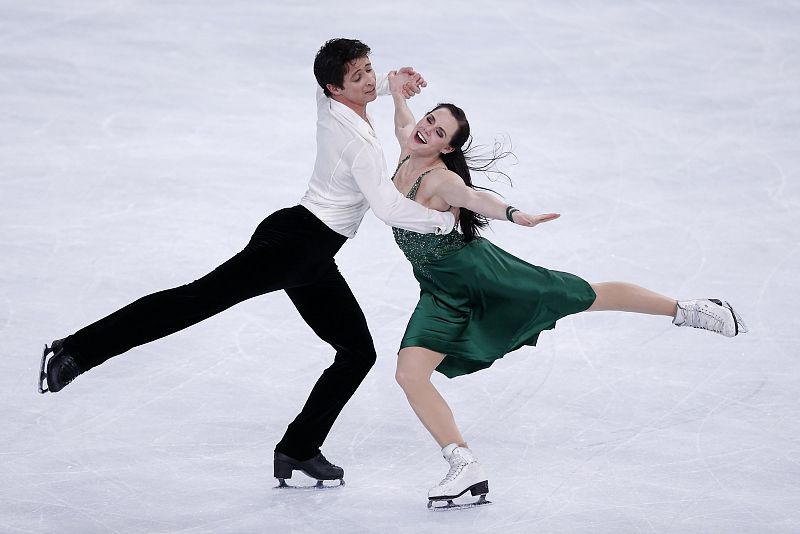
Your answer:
[391,155,412,181]
[407,168,437,200]
[394,156,446,200]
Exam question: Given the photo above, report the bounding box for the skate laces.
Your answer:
[681,300,729,334]
[439,449,472,485]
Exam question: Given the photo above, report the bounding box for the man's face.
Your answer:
[327,56,377,111]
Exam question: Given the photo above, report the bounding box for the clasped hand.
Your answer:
[388,67,428,99]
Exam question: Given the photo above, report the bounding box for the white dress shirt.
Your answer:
[299,74,456,239]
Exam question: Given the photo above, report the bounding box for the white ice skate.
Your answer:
[673,298,748,337]
[427,444,491,511]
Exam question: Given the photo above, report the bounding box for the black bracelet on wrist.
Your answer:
[505,206,519,222]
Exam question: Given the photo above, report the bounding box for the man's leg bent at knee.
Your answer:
[276,262,377,461]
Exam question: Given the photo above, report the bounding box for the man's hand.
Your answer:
[389,67,428,99]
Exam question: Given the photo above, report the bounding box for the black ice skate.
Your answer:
[38,339,83,394]
[273,451,345,489]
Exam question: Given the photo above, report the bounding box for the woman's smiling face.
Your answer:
[408,108,459,155]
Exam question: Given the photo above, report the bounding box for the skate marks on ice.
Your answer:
[4,0,800,531]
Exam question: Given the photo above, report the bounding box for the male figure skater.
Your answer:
[39,38,454,487]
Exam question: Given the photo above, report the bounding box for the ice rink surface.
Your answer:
[2,1,799,532]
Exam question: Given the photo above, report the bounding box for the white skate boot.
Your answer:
[673,299,748,337]
[427,444,491,511]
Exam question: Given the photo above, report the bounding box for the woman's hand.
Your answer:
[388,67,427,99]
[511,212,560,227]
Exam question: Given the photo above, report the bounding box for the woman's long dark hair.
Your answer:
[433,103,513,242]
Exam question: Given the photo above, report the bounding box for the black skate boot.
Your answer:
[273,451,345,489]
[39,339,84,394]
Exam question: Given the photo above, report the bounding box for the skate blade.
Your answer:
[38,344,52,394]
[428,493,491,511]
[725,302,749,335]
[274,478,345,490]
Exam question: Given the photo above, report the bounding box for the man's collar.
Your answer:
[329,98,377,142]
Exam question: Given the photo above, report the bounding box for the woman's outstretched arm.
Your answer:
[431,171,560,227]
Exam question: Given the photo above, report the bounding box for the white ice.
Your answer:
[2,1,799,533]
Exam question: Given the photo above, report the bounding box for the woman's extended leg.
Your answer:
[395,347,464,448]
[586,281,747,337]
[588,282,677,316]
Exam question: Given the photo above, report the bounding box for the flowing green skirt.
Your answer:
[399,238,596,378]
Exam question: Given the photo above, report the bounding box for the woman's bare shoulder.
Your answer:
[426,167,465,188]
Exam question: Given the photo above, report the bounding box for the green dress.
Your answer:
[392,157,596,378]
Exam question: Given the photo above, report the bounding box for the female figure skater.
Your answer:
[385,73,748,509]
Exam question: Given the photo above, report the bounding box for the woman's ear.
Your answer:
[442,147,455,154]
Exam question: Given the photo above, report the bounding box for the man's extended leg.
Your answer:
[44,206,344,390]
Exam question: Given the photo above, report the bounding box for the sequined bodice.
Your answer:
[391,157,467,283]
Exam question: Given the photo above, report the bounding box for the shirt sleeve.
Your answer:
[350,145,455,235]
[376,72,390,96]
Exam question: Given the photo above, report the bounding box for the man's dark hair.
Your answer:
[314,38,371,97]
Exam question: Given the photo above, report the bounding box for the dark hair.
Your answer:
[431,103,513,242]
[314,38,371,97]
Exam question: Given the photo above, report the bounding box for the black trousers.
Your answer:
[63,206,377,461]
